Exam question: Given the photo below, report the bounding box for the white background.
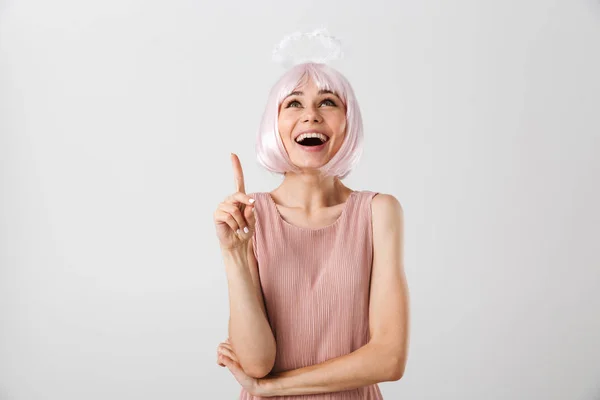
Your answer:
[1,0,599,399]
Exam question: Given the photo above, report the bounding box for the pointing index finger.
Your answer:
[230,153,246,194]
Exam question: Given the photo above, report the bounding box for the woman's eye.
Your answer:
[285,98,336,108]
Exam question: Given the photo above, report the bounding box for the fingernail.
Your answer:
[249,198,255,204]
[243,226,249,233]
[236,229,240,234]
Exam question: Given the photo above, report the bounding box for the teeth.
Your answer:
[295,132,329,143]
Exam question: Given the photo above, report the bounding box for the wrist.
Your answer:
[255,375,279,397]
[220,243,247,258]
[221,245,250,273]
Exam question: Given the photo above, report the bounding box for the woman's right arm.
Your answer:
[222,233,276,379]
[216,153,276,378]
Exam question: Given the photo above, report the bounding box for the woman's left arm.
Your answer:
[257,194,410,397]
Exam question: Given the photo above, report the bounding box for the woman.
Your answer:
[213,62,410,399]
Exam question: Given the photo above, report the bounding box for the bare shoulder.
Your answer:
[371,193,404,230]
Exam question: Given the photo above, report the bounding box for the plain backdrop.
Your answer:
[1,0,600,399]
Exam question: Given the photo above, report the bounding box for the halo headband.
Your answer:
[272,28,344,69]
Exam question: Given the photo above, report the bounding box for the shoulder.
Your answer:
[370,192,403,213]
[370,192,404,231]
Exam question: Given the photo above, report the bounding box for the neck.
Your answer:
[271,171,352,211]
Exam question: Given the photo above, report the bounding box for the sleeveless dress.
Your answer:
[239,190,384,400]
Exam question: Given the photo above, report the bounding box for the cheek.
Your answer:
[333,114,347,135]
[278,116,294,139]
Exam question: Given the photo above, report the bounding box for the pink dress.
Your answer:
[239,190,384,400]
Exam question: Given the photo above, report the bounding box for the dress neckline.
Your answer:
[264,191,358,231]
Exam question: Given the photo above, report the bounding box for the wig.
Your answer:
[255,62,363,180]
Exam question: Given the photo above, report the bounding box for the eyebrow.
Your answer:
[284,89,336,99]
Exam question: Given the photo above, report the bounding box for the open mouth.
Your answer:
[295,133,330,147]
[297,137,328,147]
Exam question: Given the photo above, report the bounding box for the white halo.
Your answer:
[272,28,343,68]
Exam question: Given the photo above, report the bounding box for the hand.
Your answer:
[213,153,256,251]
[215,338,238,368]
[216,338,267,396]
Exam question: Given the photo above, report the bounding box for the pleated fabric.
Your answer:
[238,190,384,400]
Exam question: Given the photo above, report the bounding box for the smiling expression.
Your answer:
[277,77,347,171]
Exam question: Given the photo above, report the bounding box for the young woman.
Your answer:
[213,62,410,399]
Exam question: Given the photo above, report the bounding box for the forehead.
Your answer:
[292,75,335,93]
[276,68,348,107]
[285,77,340,101]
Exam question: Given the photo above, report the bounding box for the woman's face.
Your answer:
[278,77,347,171]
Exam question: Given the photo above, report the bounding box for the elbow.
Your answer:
[388,366,404,382]
[245,366,271,379]
[244,356,275,379]
[242,342,276,379]
[372,341,406,382]
[386,356,406,381]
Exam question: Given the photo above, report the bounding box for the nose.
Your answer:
[302,106,323,123]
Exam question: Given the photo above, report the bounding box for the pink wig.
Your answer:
[255,62,364,179]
